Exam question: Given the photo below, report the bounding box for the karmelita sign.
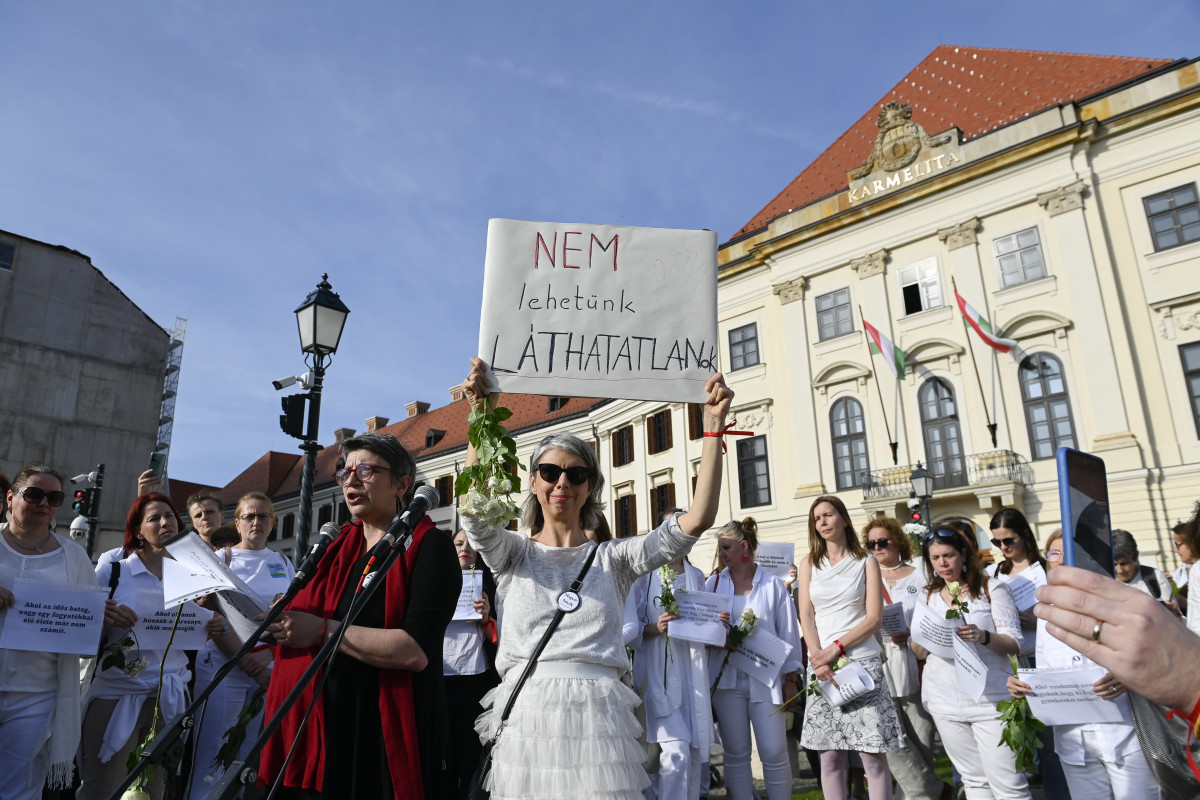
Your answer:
[478,218,719,403]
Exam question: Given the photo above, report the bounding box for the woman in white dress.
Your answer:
[186,492,295,797]
[1007,530,1160,799]
[459,357,733,800]
[986,508,1046,660]
[797,495,901,800]
[707,517,803,800]
[909,527,1030,800]
[863,517,946,800]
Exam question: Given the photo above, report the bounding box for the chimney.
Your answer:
[334,427,355,443]
[449,385,467,403]
[364,415,390,432]
[405,401,430,419]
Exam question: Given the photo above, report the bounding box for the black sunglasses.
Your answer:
[17,486,66,507]
[866,539,892,550]
[924,528,960,543]
[990,536,1019,548]
[535,464,591,485]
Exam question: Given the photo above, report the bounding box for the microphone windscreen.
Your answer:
[413,484,440,511]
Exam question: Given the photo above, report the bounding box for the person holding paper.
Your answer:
[185,492,295,798]
[458,358,733,800]
[708,517,804,800]
[79,493,194,800]
[796,496,900,800]
[908,527,1029,800]
[0,465,101,800]
[1007,529,1160,799]
[986,509,1048,658]
[443,529,499,800]
[863,517,946,800]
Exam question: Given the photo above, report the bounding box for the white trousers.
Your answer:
[1060,729,1161,800]
[0,690,56,800]
[933,716,1031,800]
[652,739,701,800]
[183,650,266,800]
[712,676,791,800]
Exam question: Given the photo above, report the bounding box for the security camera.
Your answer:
[906,497,922,510]
[69,516,89,541]
[273,375,298,390]
[273,372,315,391]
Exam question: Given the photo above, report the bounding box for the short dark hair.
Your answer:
[339,432,417,505]
[1111,529,1139,562]
[186,491,223,514]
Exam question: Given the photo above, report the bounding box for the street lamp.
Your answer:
[909,461,934,528]
[280,274,350,562]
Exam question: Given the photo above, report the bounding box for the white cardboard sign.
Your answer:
[0,579,108,655]
[668,590,730,647]
[131,590,212,650]
[880,602,909,638]
[755,543,795,581]
[1021,666,1132,726]
[910,601,957,659]
[728,625,794,688]
[479,218,718,403]
[453,570,484,621]
[951,634,1008,703]
[814,660,875,708]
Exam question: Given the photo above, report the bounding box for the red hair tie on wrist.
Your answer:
[1167,695,1200,783]
[703,419,754,454]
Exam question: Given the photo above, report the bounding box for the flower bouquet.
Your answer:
[654,565,680,685]
[997,655,1044,772]
[456,401,522,527]
[711,608,757,694]
[944,580,970,620]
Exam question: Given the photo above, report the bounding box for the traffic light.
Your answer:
[280,393,308,439]
[907,495,924,526]
[72,488,96,517]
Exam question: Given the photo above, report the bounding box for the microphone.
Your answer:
[293,522,343,587]
[361,485,441,576]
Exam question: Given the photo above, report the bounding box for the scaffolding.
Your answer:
[154,317,187,468]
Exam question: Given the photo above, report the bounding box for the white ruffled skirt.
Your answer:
[475,662,649,799]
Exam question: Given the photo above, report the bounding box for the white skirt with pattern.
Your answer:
[799,655,904,753]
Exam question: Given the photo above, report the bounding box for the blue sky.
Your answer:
[2,1,1197,487]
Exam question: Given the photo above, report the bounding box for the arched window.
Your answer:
[830,397,870,490]
[1020,354,1076,459]
[920,378,966,489]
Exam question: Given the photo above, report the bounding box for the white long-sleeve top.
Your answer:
[705,565,804,704]
[463,513,695,679]
[1188,561,1200,637]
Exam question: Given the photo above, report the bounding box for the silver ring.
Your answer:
[1092,620,1104,642]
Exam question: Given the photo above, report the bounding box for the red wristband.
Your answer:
[703,419,754,454]
[1167,694,1200,783]
[835,639,846,657]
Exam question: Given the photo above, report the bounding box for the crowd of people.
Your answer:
[2,358,1199,800]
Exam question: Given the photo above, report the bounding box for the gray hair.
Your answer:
[1111,529,1138,562]
[338,432,416,505]
[519,432,606,534]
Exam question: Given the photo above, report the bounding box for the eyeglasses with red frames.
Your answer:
[334,464,389,485]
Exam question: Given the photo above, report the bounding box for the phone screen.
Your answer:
[1056,447,1113,577]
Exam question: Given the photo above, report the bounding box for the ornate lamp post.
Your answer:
[279,274,349,561]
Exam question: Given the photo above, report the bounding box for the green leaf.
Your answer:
[493,407,513,422]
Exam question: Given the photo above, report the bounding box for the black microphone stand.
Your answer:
[103,546,335,800]
[205,523,420,800]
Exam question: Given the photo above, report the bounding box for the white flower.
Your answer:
[499,478,512,493]
[902,522,928,537]
[946,581,961,599]
[125,657,150,678]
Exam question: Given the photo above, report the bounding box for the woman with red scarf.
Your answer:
[260,432,461,800]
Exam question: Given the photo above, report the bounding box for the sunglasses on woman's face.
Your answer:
[866,538,892,550]
[535,463,591,485]
[17,486,66,507]
[990,536,1019,548]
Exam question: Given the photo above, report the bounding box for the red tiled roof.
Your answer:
[218,451,302,506]
[736,46,1174,237]
[163,478,221,515]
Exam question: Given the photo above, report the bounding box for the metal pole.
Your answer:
[84,463,105,559]
[293,360,325,563]
[923,493,932,528]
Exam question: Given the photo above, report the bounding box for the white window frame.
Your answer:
[993,226,1047,288]
[898,257,942,316]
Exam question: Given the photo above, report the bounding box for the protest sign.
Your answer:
[668,590,730,647]
[1005,567,1047,612]
[951,634,1009,702]
[132,590,211,650]
[454,570,484,621]
[755,542,795,581]
[814,660,875,708]
[910,602,957,659]
[880,602,909,638]
[1021,666,1132,726]
[0,579,108,656]
[214,590,269,645]
[728,626,794,688]
[161,533,239,606]
[479,219,718,403]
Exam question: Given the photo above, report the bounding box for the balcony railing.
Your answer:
[860,450,1034,500]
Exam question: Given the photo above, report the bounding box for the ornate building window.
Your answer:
[993,227,1047,287]
[816,288,853,341]
[1019,354,1076,460]
[919,378,966,489]
[1144,184,1200,251]
[830,397,870,490]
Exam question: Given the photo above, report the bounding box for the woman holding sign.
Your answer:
[0,466,100,800]
[79,493,197,800]
[459,357,733,800]
[796,496,900,800]
[908,527,1029,800]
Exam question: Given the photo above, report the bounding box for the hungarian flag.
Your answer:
[955,291,1016,353]
[863,319,906,378]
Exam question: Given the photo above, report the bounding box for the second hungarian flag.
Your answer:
[955,291,1016,353]
[863,319,906,378]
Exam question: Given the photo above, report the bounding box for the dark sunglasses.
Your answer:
[866,539,892,550]
[17,487,66,507]
[535,463,591,485]
[990,536,1019,548]
[924,528,960,543]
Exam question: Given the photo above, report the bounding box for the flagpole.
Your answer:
[952,278,998,447]
[860,305,898,464]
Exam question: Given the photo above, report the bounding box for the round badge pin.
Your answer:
[557,591,581,613]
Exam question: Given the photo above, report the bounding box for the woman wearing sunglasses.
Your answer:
[909,527,1029,800]
[458,357,733,800]
[0,466,103,800]
[986,509,1047,660]
[863,517,947,800]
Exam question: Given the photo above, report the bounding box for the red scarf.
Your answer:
[260,517,434,800]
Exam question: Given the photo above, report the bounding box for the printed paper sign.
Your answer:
[668,590,730,647]
[214,590,269,645]
[728,626,794,688]
[814,660,875,708]
[161,533,240,606]
[0,579,108,655]
[1021,666,1132,726]
[910,602,957,659]
[951,635,1000,702]
[454,570,484,621]
[479,219,718,403]
[131,590,212,650]
[880,602,909,638]
[1005,568,1047,612]
[755,543,795,581]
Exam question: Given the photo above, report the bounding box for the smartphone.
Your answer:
[1056,447,1114,577]
[146,451,167,480]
